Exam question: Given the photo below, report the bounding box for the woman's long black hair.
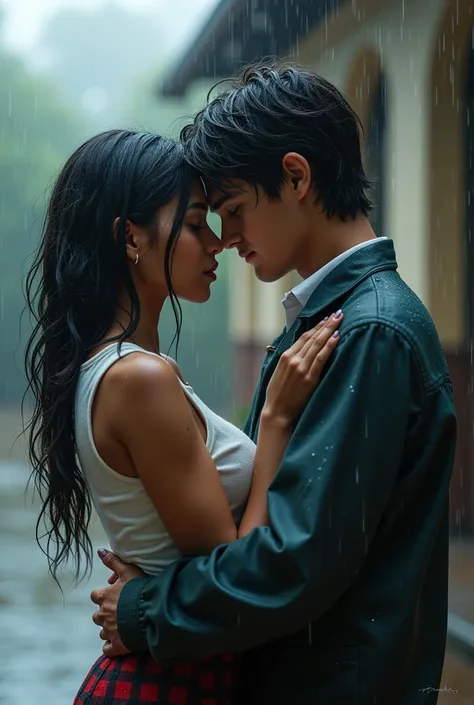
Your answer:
[24,130,194,583]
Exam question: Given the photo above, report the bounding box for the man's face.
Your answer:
[208,179,307,282]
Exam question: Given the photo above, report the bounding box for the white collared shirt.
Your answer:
[282,238,388,330]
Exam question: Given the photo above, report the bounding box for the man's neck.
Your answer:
[296,215,376,279]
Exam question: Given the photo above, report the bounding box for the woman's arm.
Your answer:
[108,354,237,556]
[238,411,291,536]
[238,314,341,536]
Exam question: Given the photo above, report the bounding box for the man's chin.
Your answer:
[253,263,287,284]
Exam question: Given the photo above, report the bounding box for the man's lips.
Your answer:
[239,251,256,262]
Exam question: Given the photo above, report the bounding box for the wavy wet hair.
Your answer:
[23,129,194,583]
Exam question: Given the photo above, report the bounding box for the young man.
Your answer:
[92,62,456,704]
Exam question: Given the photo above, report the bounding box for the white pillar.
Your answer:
[384,57,429,303]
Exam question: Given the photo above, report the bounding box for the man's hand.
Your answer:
[91,549,144,657]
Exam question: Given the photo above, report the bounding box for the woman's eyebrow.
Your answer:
[186,202,208,211]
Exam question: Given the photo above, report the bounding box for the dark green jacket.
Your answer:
[119,239,455,705]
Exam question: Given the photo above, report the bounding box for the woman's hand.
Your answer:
[263,311,343,428]
[238,311,343,536]
[91,549,144,657]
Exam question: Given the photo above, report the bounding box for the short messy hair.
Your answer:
[181,59,372,220]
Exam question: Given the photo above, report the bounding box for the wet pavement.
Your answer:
[440,652,474,703]
[449,540,474,624]
[440,539,474,703]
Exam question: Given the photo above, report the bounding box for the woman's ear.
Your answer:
[282,152,312,199]
[113,217,139,265]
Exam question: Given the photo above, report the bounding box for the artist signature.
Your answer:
[419,686,458,694]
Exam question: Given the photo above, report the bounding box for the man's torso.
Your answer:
[241,242,455,704]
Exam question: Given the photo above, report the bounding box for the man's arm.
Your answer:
[118,322,416,660]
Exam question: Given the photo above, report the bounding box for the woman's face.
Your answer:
[137,180,223,304]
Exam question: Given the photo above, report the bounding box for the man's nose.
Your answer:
[221,224,242,250]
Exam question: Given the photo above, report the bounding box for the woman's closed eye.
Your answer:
[188,223,205,233]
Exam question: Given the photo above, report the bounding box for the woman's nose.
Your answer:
[206,229,224,254]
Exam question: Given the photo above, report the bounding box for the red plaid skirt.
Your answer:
[73,652,239,705]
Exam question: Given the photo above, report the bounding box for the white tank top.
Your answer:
[74,342,255,574]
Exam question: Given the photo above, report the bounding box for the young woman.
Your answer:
[24,129,342,704]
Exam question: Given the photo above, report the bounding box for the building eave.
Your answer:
[160,0,349,98]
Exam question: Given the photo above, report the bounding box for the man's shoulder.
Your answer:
[342,270,434,339]
[341,270,424,324]
[320,270,450,389]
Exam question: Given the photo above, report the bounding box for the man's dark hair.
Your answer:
[181,60,372,220]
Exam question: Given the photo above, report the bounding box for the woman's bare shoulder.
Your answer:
[159,354,185,382]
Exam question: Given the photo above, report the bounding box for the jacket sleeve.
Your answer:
[118,322,417,659]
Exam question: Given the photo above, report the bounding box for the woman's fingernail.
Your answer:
[98,548,109,559]
[323,316,329,321]
[332,330,340,338]
[334,310,343,319]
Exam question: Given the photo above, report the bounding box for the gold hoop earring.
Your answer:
[134,253,139,265]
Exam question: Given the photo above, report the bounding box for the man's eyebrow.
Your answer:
[187,202,208,212]
[210,193,236,212]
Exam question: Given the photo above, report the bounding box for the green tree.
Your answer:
[37,4,166,127]
[8,0,234,414]
[0,48,86,401]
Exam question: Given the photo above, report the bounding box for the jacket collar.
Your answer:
[250,239,398,438]
[298,238,397,322]
[264,238,398,360]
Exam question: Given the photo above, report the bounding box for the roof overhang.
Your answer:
[160,0,349,98]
